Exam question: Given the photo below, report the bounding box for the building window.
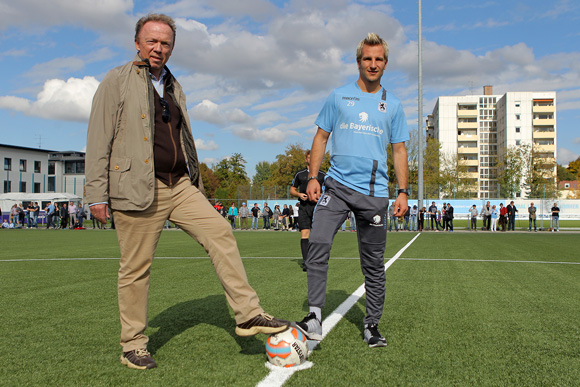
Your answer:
[516,140,521,146]
[4,180,11,193]
[4,158,11,171]
[515,114,520,120]
[34,182,41,193]
[64,160,85,174]
[515,103,520,107]
[48,161,55,175]
[19,181,26,192]
[48,176,55,192]
[20,159,27,172]
[34,161,42,173]
[565,183,570,188]
[516,127,520,133]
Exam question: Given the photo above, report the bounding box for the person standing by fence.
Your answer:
[551,203,560,232]
[528,202,537,232]
[239,202,249,230]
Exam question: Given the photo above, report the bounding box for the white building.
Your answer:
[428,86,557,199]
[1,144,86,197]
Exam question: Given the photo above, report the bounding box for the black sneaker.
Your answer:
[363,323,387,348]
[235,313,289,336]
[293,312,323,341]
[120,348,157,370]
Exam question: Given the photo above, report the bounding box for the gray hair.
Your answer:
[135,13,176,43]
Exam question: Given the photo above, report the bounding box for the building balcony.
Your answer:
[532,105,555,114]
[459,159,479,167]
[457,147,478,154]
[533,131,556,139]
[534,144,555,153]
[457,109,478,118]
[533,118,555,126]
[457,134,477,142]
[457,122,478,129]
[460,172,479,179]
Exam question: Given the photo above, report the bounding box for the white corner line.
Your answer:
[256,233,422,387]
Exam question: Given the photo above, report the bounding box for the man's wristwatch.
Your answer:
[308,176,318,181]
[397,189,410,196]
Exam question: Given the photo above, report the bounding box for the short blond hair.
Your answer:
[356,33,389,62]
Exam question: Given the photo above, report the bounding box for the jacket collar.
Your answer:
[132,55,175,93]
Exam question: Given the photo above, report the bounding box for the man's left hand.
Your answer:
[392,194,408,218]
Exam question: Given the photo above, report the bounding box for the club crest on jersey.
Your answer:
[319,195,331,206]
[378,101,387,113]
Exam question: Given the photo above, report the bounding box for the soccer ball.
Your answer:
[265,327,308,367]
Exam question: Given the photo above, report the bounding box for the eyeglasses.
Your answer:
[159,98,171,123]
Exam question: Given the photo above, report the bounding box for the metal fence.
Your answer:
[208,183,566,204]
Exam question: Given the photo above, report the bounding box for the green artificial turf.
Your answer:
[1,229,579,386]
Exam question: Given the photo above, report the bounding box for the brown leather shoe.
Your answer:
[235,313,289,336]
[120,348,157,370]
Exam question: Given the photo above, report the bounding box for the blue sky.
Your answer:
[1,0,579,176]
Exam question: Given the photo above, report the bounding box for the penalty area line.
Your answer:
[256,233,422,387]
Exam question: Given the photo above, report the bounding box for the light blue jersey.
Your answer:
[315,82,409,197]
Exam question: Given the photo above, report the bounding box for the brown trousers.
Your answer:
[113,177,262,351]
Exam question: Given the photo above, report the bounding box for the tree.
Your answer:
[406,128,419,186]
[423,137,442,198]
[557,164,576,182]
[269,143,330,187]
[439,151,470,198]
[253,161,273,185]
[199,162,219,199]
[525,146,558,199]
[213,153,250,199]
[497,145,529,198]
[568,157,580,178]
[404,131,442,198]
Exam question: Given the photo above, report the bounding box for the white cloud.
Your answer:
[202,157,219,166]
[231,125,298,143]
[0,96,31,111]
[191,99,227,126]
[195,139,219,151]
[0,76,99,122]
[160,0,278,21]
[558,148,579,165]
[0,0,133,31]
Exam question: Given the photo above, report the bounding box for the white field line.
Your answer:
[256,233,422,387]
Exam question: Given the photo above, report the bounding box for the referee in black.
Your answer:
[290,150,326,271]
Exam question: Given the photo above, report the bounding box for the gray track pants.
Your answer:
[306,177,389,325]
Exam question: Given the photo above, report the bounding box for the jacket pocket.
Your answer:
[109,157,131,199]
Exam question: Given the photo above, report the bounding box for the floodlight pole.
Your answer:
[417,0,424,209]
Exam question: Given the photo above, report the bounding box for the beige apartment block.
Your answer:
[427,86,557,199]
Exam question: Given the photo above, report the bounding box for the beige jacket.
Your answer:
[85,56,204,210]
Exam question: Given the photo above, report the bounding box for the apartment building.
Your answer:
[427,86,557,199]
[1,144,86,196]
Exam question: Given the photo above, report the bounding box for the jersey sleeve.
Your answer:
[291,172,300,188]
[314,91,337,133]
[390,101,409,144]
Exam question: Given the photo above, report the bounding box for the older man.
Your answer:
[85,13,286,370]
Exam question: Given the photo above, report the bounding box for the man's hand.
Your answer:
[392,194,408,218]
[306,179,322,202]
[90,203,110,224]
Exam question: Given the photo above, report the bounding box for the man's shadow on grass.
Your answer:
[148,294,263,355]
